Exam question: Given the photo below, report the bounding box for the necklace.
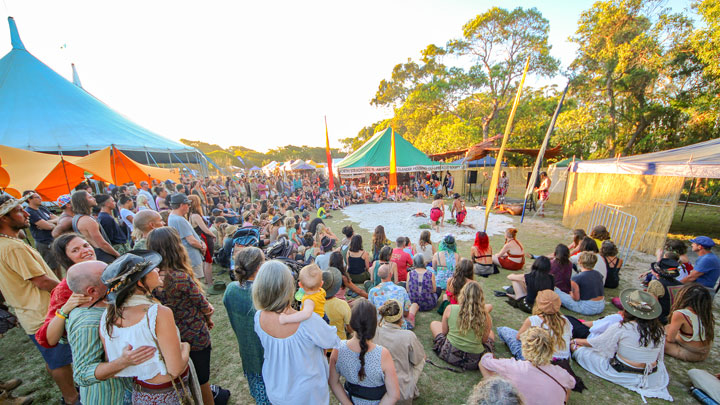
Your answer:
[0,233,21,240]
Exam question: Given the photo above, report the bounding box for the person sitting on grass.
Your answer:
[368,264,418,330]
[407,253,437,312]
[439,258,475,314]
[432,235,460,296]
[569,237,607,283]
[279,264,326,324]
[493,228,525,271]
[570,289,672,402]
[496,290,585,392]
[374,299,426,404]
[480,327,575,405]
[504,256,555,314]
[664,283,715,362]
[683,236,720,290]
[600,240,623,289]
[430,281,494,371]
[328,298,401,405]
[554,252,605,316]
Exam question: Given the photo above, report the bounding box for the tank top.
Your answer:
[528,315,571,359]
[677,309,706,342]
[435,251,455,290]
[336,342,385,405]
[347,253,367,275]
[447,305,485,354]
[99,304,168,380]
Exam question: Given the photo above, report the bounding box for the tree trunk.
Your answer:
[606,75,617,157]
[622,116,648,156]
[482,102,500,141]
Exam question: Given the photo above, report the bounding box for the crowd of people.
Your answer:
[0,170,718,404]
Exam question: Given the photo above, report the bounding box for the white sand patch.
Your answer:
[341,202,515,243]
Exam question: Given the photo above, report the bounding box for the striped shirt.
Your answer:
[66,307,132,404]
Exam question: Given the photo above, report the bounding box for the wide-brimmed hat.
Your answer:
[207,280,227,295]
[0,194,31,217]
[651,258,680,279]
[271,215,284,224]
[535,290,561,314]
[169,193,191,206]
[323,267,343,298]
[321,236,335,252]
[690,236,715,249]
[100,250,162,304]
[619,288,661,320]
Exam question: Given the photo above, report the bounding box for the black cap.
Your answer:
[100,251,162,304]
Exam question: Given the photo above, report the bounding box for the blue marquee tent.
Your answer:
[0,17,202,165]
[452,156,505,167]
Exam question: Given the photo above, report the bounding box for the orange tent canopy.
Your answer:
[136,162,181,184]
[0,145,87,201]
[66,147,151,186]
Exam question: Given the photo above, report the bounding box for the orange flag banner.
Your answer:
[389,128,398,191]
[484,56,531,231]
[325,116,334,190]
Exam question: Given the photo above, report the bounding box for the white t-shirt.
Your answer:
[119,208,135,232]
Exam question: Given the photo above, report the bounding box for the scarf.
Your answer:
[122,294,157,308]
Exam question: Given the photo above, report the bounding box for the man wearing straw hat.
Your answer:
[0,194,79,404]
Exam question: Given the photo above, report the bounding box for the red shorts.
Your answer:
[430,207,443,222]
[498,256,524,271]
[456,210,467,225]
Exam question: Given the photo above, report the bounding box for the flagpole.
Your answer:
[483,56,531,231]
[521,82,569,223]
[389,128,397,191]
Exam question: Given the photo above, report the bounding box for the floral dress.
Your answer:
[407,269,437,311]
[434,251,456,290]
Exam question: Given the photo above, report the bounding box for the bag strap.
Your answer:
[144,306,193,405]
[425,358,464,373]
[534,364,568,404]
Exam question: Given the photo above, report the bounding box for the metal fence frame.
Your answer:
[587,202,637,263]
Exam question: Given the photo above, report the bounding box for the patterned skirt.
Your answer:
[433,333,493,371]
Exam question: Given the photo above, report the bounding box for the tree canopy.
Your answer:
[341,1,719,163]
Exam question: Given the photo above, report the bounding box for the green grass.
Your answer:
[669,203,720,243]
[1,200,716,404]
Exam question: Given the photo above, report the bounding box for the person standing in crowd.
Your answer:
[23,190,59,277]
[131,210,165,250]
[0,194,78,404]
[188,195,215,286]
[99,251,197,404]
[95,195,129,254]
[154,186,169,211]
[481,327,574,405]
[71,191,119,263]
[35,233,96,349]
[534,171,551,217]
[65,260,157,403]
[223,247,270,403]
[329,298,401,405]
[253,261,340,405]
[683,236,719,289]
[138,181,158,211]
[51,194,75,238]
[167,193,207,282]
[148,227,228,404]
[374,299,426,404]
[117,195,135,235]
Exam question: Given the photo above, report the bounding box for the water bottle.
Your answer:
[690,386,719,405]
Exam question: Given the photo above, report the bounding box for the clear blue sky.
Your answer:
[0,0,693,152]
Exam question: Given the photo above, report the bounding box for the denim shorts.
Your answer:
[29,334,73,370]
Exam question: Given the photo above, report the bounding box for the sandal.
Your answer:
[493,290,507,297]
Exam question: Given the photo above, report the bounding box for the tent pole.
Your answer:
[148,152,160,167]
[58,151,72,194]
[681,178,696,222]
[111,146,118,185]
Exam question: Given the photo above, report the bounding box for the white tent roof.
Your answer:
[571,138,720,179]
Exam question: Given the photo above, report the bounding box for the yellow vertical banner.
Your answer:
[483,56,531,231]
[389,128,397,191]
[325,116,334,190]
